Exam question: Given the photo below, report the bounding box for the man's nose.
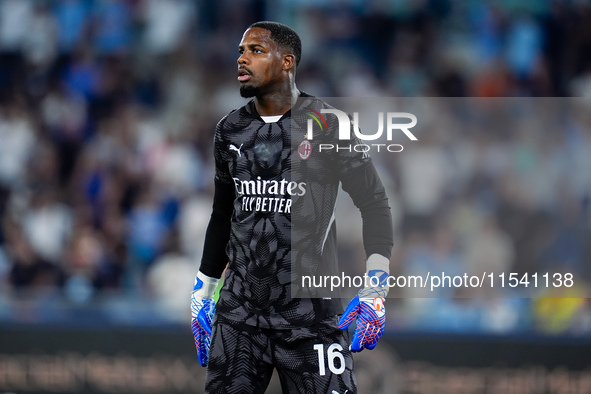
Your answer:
[238,52,249,65]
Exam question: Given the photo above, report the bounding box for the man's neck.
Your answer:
[254,84,300,116]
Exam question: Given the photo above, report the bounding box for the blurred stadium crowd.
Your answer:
[0,0,590,334]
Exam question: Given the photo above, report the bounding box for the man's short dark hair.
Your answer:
[249,21,302,67]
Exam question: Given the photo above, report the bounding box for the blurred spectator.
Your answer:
[146,231,196,320]
[5,221,63,290]
[178,193,214,261]
[63,224,103,303]
[0,100,36,188]
[54,0,89,54]
[91,0,132,55]
[20,187,73,264]
[464,214,514,280]
[125,187,170,289]
[403,225,465,298]
[398,135,450,217]
[23,3,59,69]
[0,0,33,52]
[505,15,543,82]
[41,83,88,184]
[62,47,101,101]
[140,0,196,55]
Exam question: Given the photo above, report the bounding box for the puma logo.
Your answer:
[229,144,243,157]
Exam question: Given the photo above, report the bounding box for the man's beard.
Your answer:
[240,83,261,98]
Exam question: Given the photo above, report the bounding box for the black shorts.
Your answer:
[204,315,357,394]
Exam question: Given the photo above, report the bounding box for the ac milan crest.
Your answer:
[298,139,312,160]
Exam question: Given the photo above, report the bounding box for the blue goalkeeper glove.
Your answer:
[338,254,389,352]
[191,271,219,367]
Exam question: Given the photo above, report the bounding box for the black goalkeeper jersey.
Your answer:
[201,92,393,330]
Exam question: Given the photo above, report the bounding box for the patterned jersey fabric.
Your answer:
[211,93,390,330]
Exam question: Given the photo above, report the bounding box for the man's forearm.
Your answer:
[341,162,394,259]
[199,180,235,278]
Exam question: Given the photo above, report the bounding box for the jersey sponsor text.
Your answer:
[233,176,305,213]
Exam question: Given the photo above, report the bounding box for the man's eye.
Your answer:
[238,49,244,55]
[254,48,263,54]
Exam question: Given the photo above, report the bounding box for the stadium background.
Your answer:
[0,0,590,393]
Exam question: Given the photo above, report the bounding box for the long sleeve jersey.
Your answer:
[199,92,394,330]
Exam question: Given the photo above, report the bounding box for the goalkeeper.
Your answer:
[191,21,394,394]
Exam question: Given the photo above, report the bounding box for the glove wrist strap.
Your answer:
[193,271,220,299]
[366,253,389,273]
[364,254,390,298]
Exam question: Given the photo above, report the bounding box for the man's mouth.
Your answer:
[237,68,252,82]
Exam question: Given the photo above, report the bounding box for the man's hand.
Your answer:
[338,254,389,352]
[191,272,219,367]
[338,292,386,352]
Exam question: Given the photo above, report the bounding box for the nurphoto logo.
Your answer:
[306,108,418,154]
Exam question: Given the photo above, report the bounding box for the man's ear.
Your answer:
[283,54,295,71]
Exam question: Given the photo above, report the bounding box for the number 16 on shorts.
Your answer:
[314,343,346,375]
